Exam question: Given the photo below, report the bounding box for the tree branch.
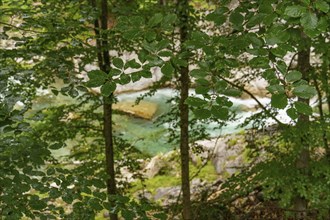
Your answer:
[216,75,283,125]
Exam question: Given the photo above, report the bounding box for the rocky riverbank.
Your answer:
[127,132,250,205]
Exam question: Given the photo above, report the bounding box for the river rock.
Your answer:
[113,100,157,120]
[154,186,181,204]
[144,151,179,178]
[144,154,166,178]
[196,134,247,175]
[153,178,209,206]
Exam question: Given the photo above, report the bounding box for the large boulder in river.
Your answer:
[113,100,157,120]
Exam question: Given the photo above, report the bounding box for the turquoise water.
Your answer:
[30,87,269,156]
[113,89,266,155]
[114,89,178,155]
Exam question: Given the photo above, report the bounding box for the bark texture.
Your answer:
[177,0,192,219]
[294,35,311,218]
[90,0,118,219]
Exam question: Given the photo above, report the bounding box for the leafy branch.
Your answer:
[216,74,283,125]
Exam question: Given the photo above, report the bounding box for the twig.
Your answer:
[0,21,52,34]
[217,75,283,125]
[287,52,298,71]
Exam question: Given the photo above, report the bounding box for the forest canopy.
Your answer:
[1,0,330,219]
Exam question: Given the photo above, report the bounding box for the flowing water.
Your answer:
[30,85,276,156]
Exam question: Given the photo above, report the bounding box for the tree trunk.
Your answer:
[177,0,191,219]
[103,100,118,220]
[294,36,311,219]
[100,0,118,219]
[91,0,118,219]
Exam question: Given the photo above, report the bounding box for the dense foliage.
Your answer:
[1,0,330,219]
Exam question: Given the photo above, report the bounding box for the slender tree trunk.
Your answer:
[294,36,311,218]
[177,0,191,219]
[179,65,191,220]
[100,0,118,219]
[103,100,118,220]
[91,0,118,219]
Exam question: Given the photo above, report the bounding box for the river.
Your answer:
[27,84,280,157]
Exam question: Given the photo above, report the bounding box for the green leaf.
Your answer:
[248,34,263,48]
[101,82,116,97]
[293,85,316,99]
[216,96,233,107]
[51,89,59,96]
[76,85,88,92]
[195,86,209,94]
[249,57,270,68]
[215,81,228,92]
[276,61,288,74]
[222,88,242,97]
[196,78,209,86]
[146,54,163,66]
[113,58,124,69]
[271,47,287,57]
[140,70,152,78]
[193,108,211,119]
[286,108,298,120]
[267,84,285,94]
[87,70,108,87]
[157,39,170,50]
[119,74,131,85]
[68,89,79,98]
[88,198,103,211]
[49,142,63,150]
[300,12,318,30]
[158,50,172,57]
[271,94,288,109]
[142,42,157,53]
[185,97,207,107]
[190,69,207,78]
[29,199,47,210]
[49,188,61,199]
[129,16,145,26]
[173,57,188,67]
[162,14,177,25]
[131,72,142,82]
[62,192,74,204]
[122,209,136,220]
[205,12,226,25]
[284,5,306,18]
[123,28,140,40]
[92,179,106,188]
[109,68,122,76]
[259,1,273,14]
[229,10,244,30]
[315,0,329,13]
[286,71,302,82]
[93,191,107,200]
[148,13,163,27]
[161,62,174,77]
[211,106,229,120]
[153,212,167,220]
[294,101,313,115]
[265,25,290,45]
[47,168,55,175]
[125,59,141,69]
[138,50,148,63]
[203,46,215,56]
